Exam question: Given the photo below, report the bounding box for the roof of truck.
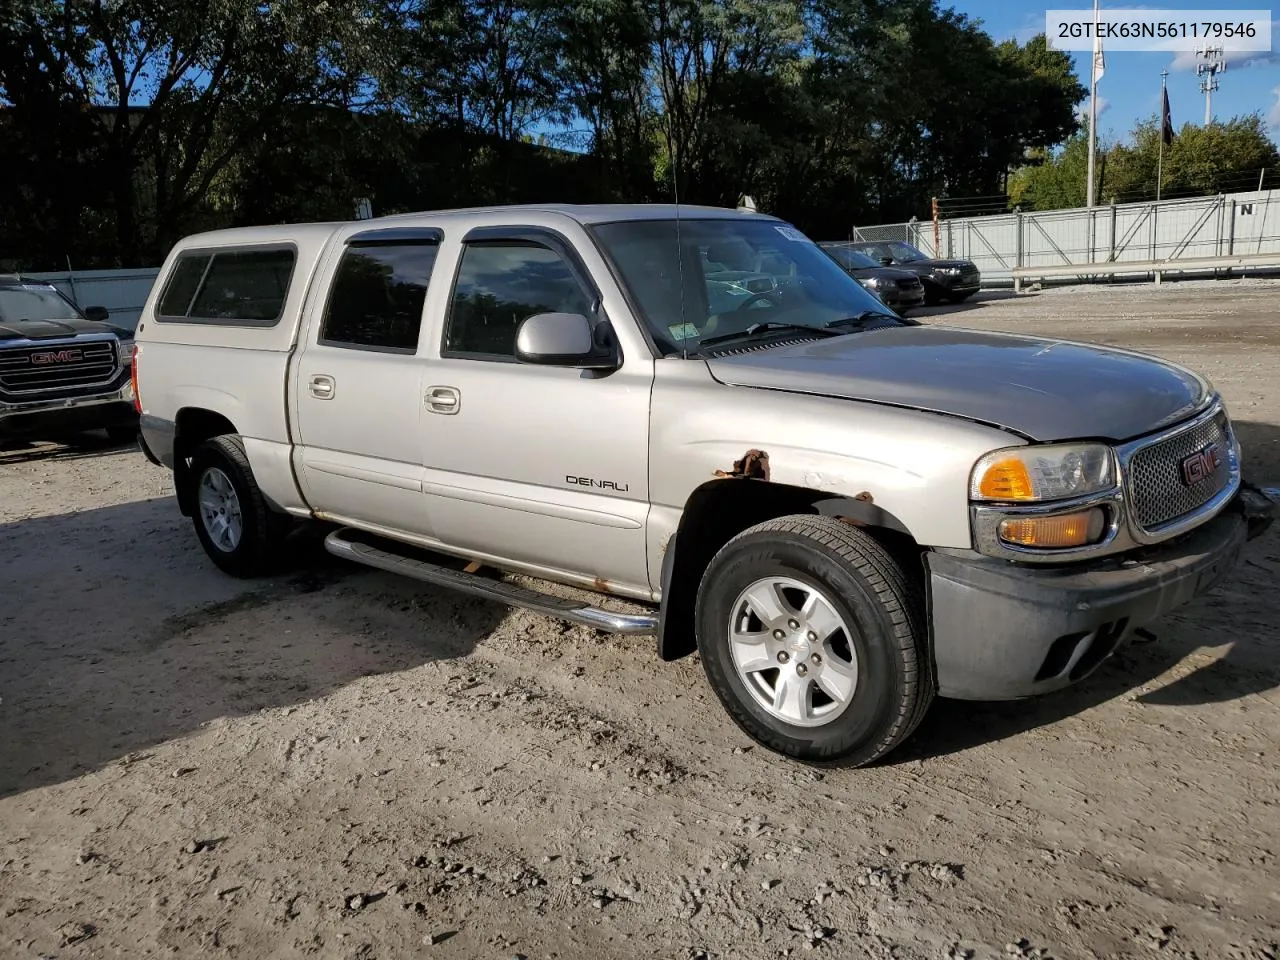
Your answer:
[169,204,779,249]
[376,203,779,225]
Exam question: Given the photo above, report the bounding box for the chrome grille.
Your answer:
[0,339,119,396]
[1127,410,1232,531]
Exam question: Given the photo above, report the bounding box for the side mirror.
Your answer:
[515,312,617,369]
[84,305,110,322]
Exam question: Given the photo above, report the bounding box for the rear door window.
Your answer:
[319,240,440,352]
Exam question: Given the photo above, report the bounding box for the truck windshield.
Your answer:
[589,217,900,357]
[0,285,83,323]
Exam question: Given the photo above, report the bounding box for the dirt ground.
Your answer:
[3,278,1279,960]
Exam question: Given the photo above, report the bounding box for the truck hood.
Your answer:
[704,325,1210,442]
[0,317,130,342]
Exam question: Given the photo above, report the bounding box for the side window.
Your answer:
[157,247,295,324]
[443,241,592,359]
[319,241,440,352]
[157,254,210,316]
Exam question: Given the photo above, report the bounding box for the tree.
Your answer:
[0,0,390,265]
[1011,112,1279,210]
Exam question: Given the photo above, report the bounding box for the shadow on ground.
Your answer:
[887,418,1280,765]
[912,289,1022,319]
[0,430,137,464]
[0,497,508,798]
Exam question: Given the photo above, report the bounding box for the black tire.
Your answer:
[186,434,289,578]
[694,515,934,766]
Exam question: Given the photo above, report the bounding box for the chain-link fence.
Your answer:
[848,223,920,244]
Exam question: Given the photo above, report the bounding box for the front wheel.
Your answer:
[186,434,288,577]
[695,515,934,766]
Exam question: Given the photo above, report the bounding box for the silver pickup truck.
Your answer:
[132,204,1276,766]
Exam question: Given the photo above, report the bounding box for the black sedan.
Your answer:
[842,240,981,304]
[820,244,926,314]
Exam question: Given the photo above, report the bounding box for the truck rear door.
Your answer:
[291,227,444,537]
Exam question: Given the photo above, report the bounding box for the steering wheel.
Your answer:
[734,289,782,312]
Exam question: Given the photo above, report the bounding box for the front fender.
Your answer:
[648,362,1021,556]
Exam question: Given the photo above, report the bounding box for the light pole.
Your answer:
[1086,0,1104,207]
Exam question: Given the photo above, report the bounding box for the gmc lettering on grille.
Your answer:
[29,349,85,365]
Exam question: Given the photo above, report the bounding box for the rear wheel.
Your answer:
[186,434,288,577]
[694,515,933,766]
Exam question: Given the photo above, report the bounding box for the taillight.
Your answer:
[129,344,141,412]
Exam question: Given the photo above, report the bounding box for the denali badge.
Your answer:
[566,475,630,492]
[30,348,84,365]
[1180,442,1223,486]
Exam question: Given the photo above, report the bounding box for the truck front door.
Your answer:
[416,225,655,597]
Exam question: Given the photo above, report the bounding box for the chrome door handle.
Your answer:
[425,385,460,415]
[309,374,335,399]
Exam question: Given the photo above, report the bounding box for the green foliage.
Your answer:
[0,0,1091,268]
[1012,112,1280,211]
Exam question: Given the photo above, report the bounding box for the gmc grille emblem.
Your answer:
[30,348,84,365]
[1179,442,1223,486]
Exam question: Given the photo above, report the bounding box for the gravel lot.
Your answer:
[3,279,1279,960]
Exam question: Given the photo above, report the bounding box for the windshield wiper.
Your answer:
[824,310,903,330]
[698,321,842,349]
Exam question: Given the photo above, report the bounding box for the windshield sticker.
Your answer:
[668,322,699,341]
[774,225,807,242]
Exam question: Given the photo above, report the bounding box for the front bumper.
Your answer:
[926,486,1275,701]
[0,384,137,440]
[880,287,926,310]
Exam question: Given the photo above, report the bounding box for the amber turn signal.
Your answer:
[977,458,1034,500]
[998,508,1106,548]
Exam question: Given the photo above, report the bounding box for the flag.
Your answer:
[1161,86,1174,145]
[1092,0,1104,85]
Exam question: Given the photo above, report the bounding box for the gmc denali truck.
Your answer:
[0,275,138,444]
[132,204,1277,766]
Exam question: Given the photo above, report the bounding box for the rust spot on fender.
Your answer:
[854,491,874,503]
[714,449,770,481]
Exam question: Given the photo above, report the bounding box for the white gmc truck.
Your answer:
[132,204,1277,766]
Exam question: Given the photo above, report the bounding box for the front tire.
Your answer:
[186,434,288,577]
[695,515,933,766]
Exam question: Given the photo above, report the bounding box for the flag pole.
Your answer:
[1157,69,1168,201]
[1086,0,1101,207]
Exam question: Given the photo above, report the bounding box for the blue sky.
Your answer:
[967,0,1280,144]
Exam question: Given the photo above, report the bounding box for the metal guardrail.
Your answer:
[1011,251,1280,291]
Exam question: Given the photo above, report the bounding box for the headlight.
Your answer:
[970,443,1116,502]
[936,266,961,275]
[860,276,882,289]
